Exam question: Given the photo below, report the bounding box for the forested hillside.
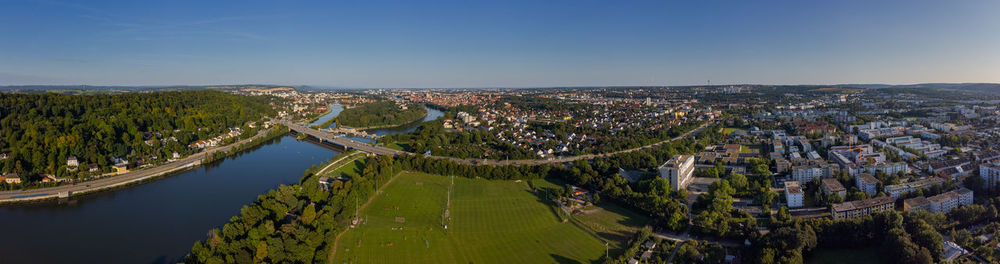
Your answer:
[0,91,276,180]
[334,101,426,128]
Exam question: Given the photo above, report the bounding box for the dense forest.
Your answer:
[0,91,276,182]
[334,101,426,128]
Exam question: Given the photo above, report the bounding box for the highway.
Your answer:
[282,120,714,166]
[0,129,273,203]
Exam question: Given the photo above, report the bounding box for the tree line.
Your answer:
[0,91,276,182]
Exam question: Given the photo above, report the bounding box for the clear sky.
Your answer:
[1,0,998,87]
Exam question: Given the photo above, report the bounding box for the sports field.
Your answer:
[332,172,608,263]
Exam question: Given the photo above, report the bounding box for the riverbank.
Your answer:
[0,126,285,204]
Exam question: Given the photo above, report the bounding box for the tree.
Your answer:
[254,241,268,264]
[964,175,985,192]
[776,206,791,223]
[301,203,317,226]
[729,173,748,192]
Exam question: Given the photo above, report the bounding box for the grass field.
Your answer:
[333,172,609,263]
[722,127,747,135]
[805,248,883,264]
[571,203,652,251]
[383,142,410,151]
[325,156,368,179]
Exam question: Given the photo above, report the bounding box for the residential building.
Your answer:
[831,196,894,220]
[66,156,79,167]
[659,155,695,192]
[927,188,974,214]
[112,163,128,174]
[855,173,879,196]
[980,163,1000,191]
[791,163,835,183]
[903,196,931,212]
[821,178,846,199]
[775,158,791,173]
[1,173,21,184]
[884,177,945,200]
[785,181,804,208]
[904,188,974,214]
[829,144,907,176]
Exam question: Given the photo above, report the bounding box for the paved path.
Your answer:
[283,120,714,166]
[0,128,274,203]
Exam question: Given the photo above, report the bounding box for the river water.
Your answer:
[0,103,441,264]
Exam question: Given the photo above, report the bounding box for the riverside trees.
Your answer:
[0,91,275,182]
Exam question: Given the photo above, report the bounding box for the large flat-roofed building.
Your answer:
[821,178,846,199]
[829,144,907,176]
[659,155,695,192]
[791,162,836,183]
[885,177,945,200]
[831,196,894,220]
[855,173,879,196]
[904,188,973,214]
[785,181,804,208]
[903,196,931,212]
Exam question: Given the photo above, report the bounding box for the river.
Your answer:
[0,136,340,264]
[0,103,441,264]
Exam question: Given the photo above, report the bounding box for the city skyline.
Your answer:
[2,0,998,87]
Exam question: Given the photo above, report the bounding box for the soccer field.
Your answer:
[332,172,608,263]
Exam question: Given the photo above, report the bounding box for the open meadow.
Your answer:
[332,172,615,263]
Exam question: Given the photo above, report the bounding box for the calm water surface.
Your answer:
[0,136,341,264]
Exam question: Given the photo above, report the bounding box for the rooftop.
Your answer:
[831,196,893,213]
[821,178,846,192]
[857,173,879,185]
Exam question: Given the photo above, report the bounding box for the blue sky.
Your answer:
[1,0,998,87]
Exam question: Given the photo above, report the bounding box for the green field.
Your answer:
[805,248,883,264]
[571,203,652,251]
[382,142,410,151]
[333,172,609,263]
[723,127,747,135]
[325,156,368,179]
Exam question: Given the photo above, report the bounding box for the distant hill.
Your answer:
[0,84,299,94]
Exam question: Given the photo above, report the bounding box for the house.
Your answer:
[318,176,332,190]
[88,164,100,172]
[67,156,79,167]
[0,152,9,160]
[1,173,21,184]
[112,163,128,174]
[943,241,968,262]
[40,174,57,183]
